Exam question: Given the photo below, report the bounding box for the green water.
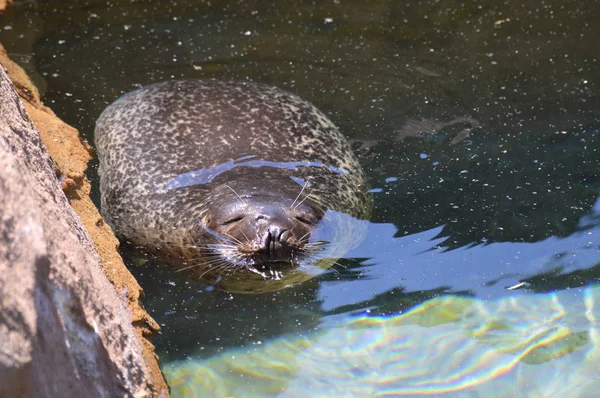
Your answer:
[1,0,599,396]
[164,286,600,396]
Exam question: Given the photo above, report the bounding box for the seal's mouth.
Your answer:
[235,250,304,271]
[241,226,301,263]
[173,235,331,286]
[234,238,329,273]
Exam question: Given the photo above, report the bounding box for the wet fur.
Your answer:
[95,79,372,292]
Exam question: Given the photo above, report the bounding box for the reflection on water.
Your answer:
[323,194,600,313]
[1,0,599,396]
[164,155,348,189]
[164,284,600,397]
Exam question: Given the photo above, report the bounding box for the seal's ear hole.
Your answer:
[221,215,244,226]
[295,216,313,226]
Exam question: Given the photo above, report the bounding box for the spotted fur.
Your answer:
[95,79,372,290]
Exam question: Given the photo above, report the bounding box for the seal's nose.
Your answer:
[261,225,288,257]
[268,225,286,243]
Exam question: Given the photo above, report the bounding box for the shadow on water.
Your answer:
[2,0,600,394]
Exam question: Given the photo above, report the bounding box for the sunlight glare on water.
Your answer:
[165,284,600,397]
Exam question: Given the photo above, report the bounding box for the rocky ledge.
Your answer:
[0,43,168,396]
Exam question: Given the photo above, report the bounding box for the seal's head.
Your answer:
[159,160,370,293]
[206,192,321,269]
[192,174,327,278]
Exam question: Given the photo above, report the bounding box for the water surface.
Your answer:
[1,0,599,395]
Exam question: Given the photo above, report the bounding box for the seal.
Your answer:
[95,79,372,293]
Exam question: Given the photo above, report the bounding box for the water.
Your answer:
[164,285,600,396]
[1,0,599,396]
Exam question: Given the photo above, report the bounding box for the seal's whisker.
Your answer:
[322,260,342,268]
[185,254,237,268]
[231,263,247,277]
[218,266,233,279]
[298,240,329,254]
[298,231,312,243]
[180,244,233,251]
[176,257,226,272]
[328,266,341,276]
[198,263,226,279]
[203,244,238,250]
[220,232,243,246]
[176,262,206,273]
[292,187,313,210]
[217,263,236,279]
[201,260,239,279]
[201,256,232,264]
[186,251,229,260]
[236,229,252,245]
[224,184,246,205]
[291,179,310,209]
[304,240,329,248]
[184,256,220,264]
[302,249,326,258]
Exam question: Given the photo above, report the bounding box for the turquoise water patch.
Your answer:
[165,285,599,397]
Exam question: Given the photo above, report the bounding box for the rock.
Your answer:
[0,60,159,395]
[0,42,168,396]
[0,0,12,12]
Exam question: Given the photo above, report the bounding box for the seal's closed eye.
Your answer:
[221,216,244,226]
[295,216,313,226]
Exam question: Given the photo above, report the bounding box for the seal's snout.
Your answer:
[260,225,289,258]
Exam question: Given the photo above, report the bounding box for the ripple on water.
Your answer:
[164,284,600,397]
